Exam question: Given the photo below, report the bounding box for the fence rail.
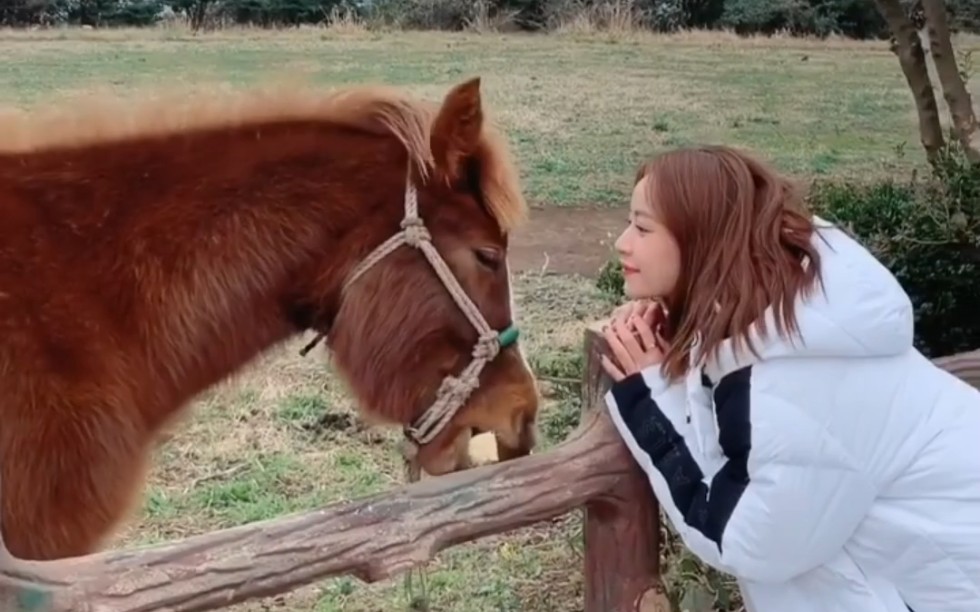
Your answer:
[2,321,979,612]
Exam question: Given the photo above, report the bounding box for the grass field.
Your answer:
[2,23,978,611]
[3,26,978,207]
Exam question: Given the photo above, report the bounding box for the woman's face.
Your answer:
[614,175,682,302]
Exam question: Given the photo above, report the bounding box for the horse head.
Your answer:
[301,78,540,476]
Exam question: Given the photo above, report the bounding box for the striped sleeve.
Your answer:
[604,364,877,583]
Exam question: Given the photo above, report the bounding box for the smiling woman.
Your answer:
[613,166,682,305]
[600,144,980,612]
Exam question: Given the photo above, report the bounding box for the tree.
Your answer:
[874,0,980,164]
[921,0,980,163]
[873,0,945,161]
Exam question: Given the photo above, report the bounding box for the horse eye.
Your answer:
[474,247,502,270]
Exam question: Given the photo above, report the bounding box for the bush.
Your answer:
[366,0,481,29]
[811,146,980,359]
[596,258,625,298]
[717,0,889,38]
[2,0,975,34]
[595,144,980,359]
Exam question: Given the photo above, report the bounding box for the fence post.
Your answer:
[581,321,670,612]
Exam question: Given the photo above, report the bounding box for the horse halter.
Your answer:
[300,168,520,453]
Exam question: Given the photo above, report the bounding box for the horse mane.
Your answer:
[0,81,527,232]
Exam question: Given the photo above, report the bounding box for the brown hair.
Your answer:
[635,144,823,382]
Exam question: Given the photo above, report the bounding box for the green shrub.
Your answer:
[661,523,743,612]
[811,145,980,359]
[717,0,888,38]
[3,0,974,34]
[596,258,625,299]
[594,144,980,359]
[366,0,480,30]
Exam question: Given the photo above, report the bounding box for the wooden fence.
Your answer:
[2,321,979,612]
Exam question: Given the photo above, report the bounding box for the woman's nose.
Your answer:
[614,228,629,255]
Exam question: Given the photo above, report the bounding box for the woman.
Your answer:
[600,144,980,612]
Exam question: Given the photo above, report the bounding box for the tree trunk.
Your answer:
[191,1,208,32]
[874,0,946,161]
[921,0,980,163]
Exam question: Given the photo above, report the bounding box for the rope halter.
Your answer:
[300,167,520,451]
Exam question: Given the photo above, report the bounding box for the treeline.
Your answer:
[3,0,979,36]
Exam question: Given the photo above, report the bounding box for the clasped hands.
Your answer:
[600,299,670,382]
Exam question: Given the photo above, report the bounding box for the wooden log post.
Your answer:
[581,320,670,612]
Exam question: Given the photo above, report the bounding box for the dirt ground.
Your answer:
[509,204,625,278]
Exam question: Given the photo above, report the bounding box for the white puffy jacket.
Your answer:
[604,218,980,611]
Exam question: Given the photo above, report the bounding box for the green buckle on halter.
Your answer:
[17,587,50,611]
[498,325,519,348]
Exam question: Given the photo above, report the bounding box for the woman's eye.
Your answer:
[627,217,650,234]
[475,247,502,270]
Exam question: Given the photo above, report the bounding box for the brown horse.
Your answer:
[0,77,540,561]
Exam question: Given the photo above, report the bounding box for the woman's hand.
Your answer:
[601,300,668,382]
[609,299,657,327]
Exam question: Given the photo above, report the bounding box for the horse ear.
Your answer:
[430,77,483,183]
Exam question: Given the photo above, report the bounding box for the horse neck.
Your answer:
[28,120,405,427]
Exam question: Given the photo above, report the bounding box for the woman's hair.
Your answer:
[635,144,823,382]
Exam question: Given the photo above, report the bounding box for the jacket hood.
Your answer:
[702,216,915,382]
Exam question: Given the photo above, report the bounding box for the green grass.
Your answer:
[2,27,977,207]
[4,24,976,611]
